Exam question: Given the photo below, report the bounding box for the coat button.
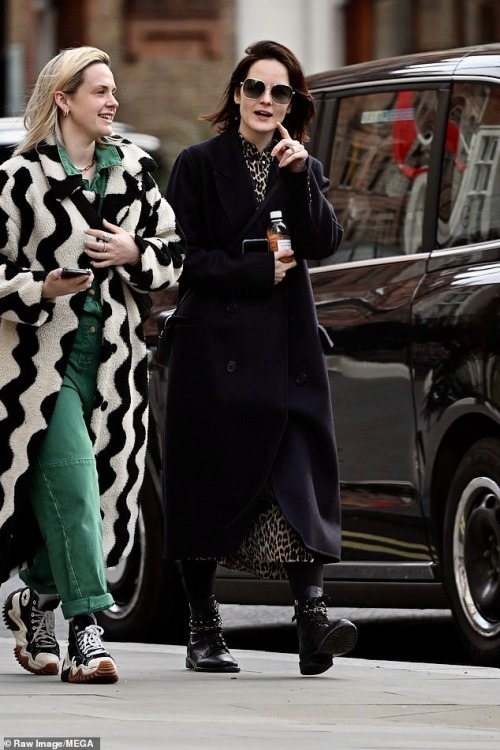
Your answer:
[88,325,96,334]
[87,288,95,296]
[226,360,237,372]
[295,372,307,384]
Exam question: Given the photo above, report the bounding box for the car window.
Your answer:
[317,89,438,266]
[438,82,500,248]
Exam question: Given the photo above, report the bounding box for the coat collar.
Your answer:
[212,128,281,237]
[34,142,82,201]
[214,128,279,183]
[34,137,154,202]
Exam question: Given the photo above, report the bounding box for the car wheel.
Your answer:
[96,468,189,644]
[443,437,500,665]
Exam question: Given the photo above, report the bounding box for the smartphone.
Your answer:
[60,267,92,278]
[242,238,269,253]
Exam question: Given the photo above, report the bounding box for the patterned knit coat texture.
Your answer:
[0,137,184,580]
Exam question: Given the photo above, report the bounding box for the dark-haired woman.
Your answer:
[163,40,357,676]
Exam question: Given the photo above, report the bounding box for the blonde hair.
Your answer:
[15,46,111,155]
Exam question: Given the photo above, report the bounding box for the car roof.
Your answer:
[0,118,26,147]
[0,117,161,152]
[306,43,500,91]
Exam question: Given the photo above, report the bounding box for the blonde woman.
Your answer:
[0,47,184,683]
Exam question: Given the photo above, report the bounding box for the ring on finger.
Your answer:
[101,241,107,253]
[102,231,112,243]
[288,145,295,153]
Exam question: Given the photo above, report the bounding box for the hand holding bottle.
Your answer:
[273,248,297,285]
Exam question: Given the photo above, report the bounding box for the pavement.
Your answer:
[1,635,499,750]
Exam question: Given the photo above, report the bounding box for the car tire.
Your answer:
[96,467,189,644]
[443,437,500,665]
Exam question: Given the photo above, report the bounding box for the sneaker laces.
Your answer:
[31,609,57,649]
[76,624,107,659]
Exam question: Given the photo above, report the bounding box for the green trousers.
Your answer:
[20,313,114,619]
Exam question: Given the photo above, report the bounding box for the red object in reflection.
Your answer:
[392,91,428,180]
[392,91,464,178]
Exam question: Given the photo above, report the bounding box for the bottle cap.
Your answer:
[270,210,282,219]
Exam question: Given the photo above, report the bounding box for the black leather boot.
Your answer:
[186,597,240,673]
[293,595,358,676]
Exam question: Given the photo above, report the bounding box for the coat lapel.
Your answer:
[212,129,283,241]
[212,130,257,236]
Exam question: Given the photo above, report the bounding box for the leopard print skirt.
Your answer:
[218,482,314,580]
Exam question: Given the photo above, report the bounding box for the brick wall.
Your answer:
[8,0,237,177]
[85,0,237,174]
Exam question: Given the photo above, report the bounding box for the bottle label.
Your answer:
[277,238,292,252]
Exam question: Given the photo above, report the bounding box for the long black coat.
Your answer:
[163,128,343,561]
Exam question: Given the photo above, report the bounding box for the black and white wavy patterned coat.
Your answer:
[0,137,184,580]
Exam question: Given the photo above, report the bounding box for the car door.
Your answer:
[309,86,443,579]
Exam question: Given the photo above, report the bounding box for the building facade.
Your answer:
[2,0,500,170]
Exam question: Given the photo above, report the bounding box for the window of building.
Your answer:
[124,0,222,60]
[438,83,500,248]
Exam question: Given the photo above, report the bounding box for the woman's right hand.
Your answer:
[273,249,297,285]
[41,268,94,299]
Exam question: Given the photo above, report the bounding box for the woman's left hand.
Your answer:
[271,121,308,172]
[84,218,141,268]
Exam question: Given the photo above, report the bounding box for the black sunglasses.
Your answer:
[240,78,294,105]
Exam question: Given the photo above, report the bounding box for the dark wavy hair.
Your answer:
[202,40,315,142]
